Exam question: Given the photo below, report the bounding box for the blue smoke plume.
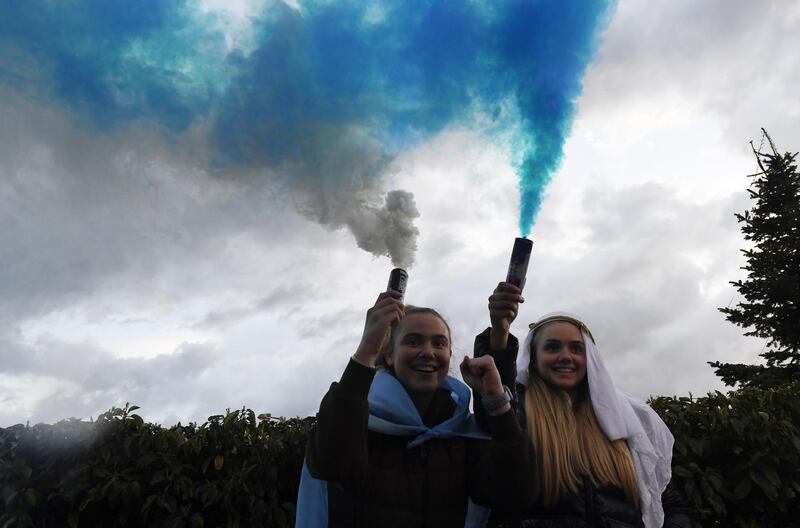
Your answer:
[0,0,615,249]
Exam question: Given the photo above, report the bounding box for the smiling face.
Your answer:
[384,312,451,397]
[533,321,587,396]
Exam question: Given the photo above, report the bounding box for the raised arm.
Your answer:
[473,282,524,430]
[304,291,403,487]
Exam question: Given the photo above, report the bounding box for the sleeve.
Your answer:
[467,407,538,514]
[304,358,376,488]
[473,327,521,432]
[662,479,702,528]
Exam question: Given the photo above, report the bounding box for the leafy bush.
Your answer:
[0,404,314,527]
[3,386,799,526]
[650,383,800,527]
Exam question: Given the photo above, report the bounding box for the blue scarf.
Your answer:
[295,371,492,527]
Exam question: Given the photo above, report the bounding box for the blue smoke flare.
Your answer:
[0,0,615,238]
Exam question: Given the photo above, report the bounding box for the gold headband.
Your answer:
[528,315,595,344]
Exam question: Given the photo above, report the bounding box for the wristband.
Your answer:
[481,385,512,413]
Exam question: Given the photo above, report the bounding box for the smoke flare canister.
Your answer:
[506,237,533,290]
[387,268,408,301]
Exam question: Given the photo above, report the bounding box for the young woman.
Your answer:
[297,290,529,527]
[474,283,698,528]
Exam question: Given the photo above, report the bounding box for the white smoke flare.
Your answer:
[345,190,420,268]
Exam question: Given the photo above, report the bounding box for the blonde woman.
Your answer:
[473,283,698,528]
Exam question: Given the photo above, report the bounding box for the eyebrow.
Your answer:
[403,333,449,341]
[543,339,584,345]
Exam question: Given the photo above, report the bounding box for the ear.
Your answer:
[383,350,394,367]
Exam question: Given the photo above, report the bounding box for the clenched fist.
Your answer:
[460,356,509,416]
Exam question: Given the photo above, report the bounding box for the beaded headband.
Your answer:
[528,315,596,344]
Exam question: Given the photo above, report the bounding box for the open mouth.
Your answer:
[553,367,575,374]
[411,365,438,373]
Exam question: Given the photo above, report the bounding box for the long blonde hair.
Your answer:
[525,332,639,507]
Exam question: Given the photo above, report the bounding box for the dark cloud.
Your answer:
[0,331,219,425]
[0,88,313,326]
[197,285,312,328]
[294,307,364,342]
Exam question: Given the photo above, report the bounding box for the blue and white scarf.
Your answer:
[295,370,492,527]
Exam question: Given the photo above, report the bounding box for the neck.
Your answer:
[566,388,579,404]
[408,390,435,418]
[566,383,587,405]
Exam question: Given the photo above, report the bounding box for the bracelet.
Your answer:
[481,385,512,412]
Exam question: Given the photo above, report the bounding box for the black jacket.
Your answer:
[305,359,530,527]
[474,329,699,528]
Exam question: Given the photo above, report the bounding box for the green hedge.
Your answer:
[649,383,800,528]
[2,385,799,526]
[0,405,313,527]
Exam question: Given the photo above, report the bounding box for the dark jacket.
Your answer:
[305,359,529,528]
[474,329,699,528]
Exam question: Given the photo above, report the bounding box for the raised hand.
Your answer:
[353,291,404,367]
[488,282,523,350]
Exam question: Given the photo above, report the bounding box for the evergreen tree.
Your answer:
[709,130,800,388]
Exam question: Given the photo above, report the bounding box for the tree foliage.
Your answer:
[710,130,800,388]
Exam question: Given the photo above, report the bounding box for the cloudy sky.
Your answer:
[1,0,797,426]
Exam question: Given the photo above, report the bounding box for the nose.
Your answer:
[556,346,574,362]
[418,341,434,358]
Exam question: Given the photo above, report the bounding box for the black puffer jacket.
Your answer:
[513,476,692,528]
[474,329,699,528]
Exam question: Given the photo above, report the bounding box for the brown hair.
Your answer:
[525,325,639,507]
[376,306,452,370]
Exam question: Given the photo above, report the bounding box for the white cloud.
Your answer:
[583,0,800,150]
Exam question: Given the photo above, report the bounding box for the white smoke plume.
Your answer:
[345,190,420,269]
[267,125,420,268]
